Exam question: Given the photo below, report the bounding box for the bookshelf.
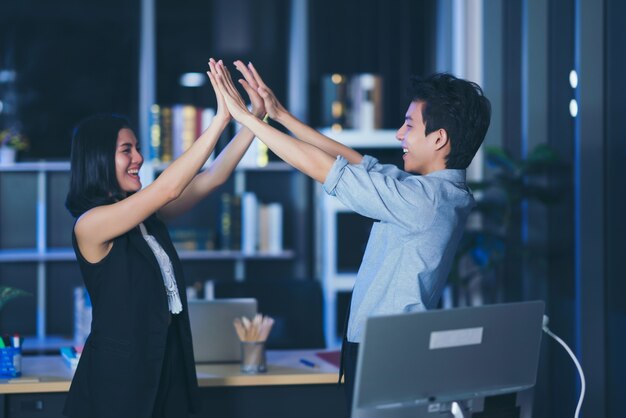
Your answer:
[0,160,308,343]
[315,129,399,348]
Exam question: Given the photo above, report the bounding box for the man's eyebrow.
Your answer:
[405,116,413,121]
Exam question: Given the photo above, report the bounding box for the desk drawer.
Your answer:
[7,393,66,418]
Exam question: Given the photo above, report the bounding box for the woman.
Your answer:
[63,60,263,418]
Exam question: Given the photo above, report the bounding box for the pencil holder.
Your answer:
[240,341,267,374]
[0,347,22,378]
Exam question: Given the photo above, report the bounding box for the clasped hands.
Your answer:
[206,58,286,126]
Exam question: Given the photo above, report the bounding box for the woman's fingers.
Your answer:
[215,68,245,109]
[206,71,217,91]
[218,62,244,102]
[207,59,231,117]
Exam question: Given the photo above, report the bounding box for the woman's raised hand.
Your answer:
[207,58,232,123]
[234,60,265,118]
[212,60,253,123]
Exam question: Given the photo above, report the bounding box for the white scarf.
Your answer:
[139,223,183,314]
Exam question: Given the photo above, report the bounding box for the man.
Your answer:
[213,60,491,412]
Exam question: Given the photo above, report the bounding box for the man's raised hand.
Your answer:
[245,62,287,121]
[234,60,265,118]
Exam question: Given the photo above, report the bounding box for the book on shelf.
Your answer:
[241,192,258,255]
[348,74,383,131]
[170,228,214,251]
[320,73,383,131]
[321,73,349,131]
[149,104,162,164]
[160,106,173,163]
[219,193,233,251]
[220,192,246,252]
[149,104,216,166]
[230,194,242,251]
[259,203,283,254]
[235,109,269,168]
[238,137,269,168]
[218,192,284,254]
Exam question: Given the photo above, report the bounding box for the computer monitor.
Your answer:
[352,301,545,418]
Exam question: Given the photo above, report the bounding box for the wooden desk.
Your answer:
[0,350,347,418]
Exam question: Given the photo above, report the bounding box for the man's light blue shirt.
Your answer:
[323,155,475,343]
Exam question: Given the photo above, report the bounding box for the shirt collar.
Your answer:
[424,169,467,183]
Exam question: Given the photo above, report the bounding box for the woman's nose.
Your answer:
[134,149,144,164]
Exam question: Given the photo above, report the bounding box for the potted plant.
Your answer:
[0,286,31,376]
[0,128,29,164]
[0,286,31,312]
[448,143,564,307]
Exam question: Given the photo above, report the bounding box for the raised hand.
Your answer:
[207,58,232,123]
[245,62,287,120]
[234,60,265,118]
[212,60,254,123]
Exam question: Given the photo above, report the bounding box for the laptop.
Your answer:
[352,301,545,418]
[188,298,257,363]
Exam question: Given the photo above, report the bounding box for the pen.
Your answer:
[299,358,318,368]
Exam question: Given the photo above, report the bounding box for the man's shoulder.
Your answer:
[405,171,474,205]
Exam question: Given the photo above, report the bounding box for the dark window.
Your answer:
[0,0,140,160]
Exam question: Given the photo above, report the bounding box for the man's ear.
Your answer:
[433,128,449,151]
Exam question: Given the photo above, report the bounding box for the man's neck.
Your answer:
[417,160,448,175]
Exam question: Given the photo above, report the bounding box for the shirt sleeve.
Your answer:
[323,155,437,231]
[360,155,412,181]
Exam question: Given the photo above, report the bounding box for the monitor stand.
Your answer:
[451,401,468,418]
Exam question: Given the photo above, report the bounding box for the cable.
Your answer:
[542,315,586,418]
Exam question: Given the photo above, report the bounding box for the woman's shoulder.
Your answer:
[72,213,134,267]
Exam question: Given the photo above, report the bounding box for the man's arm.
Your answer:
[240,61,363,164]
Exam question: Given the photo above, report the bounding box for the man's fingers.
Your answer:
[238,79,257,96]
[257,86,270,98]
[234,60,258,89]
[234,60,249,78]
[247,62,267,89]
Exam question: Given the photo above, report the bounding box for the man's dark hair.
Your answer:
[65,114,133,218]
[409,73,491,169]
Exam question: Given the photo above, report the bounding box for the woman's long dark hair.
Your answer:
[65,114,133,218]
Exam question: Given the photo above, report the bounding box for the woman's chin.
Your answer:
[121,181,142,193]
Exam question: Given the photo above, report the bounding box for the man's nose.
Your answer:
[395,127,404,141]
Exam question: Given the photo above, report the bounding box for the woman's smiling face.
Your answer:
[115,128,143,194]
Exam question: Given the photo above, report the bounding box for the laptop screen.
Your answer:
[188,298,257,363]
[352,301,544,417]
